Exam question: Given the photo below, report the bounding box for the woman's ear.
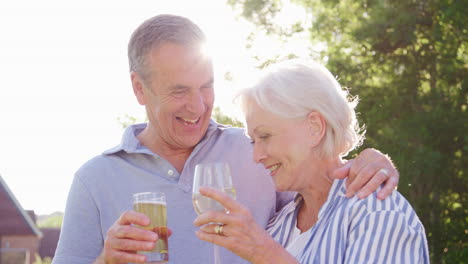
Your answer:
[131,72,147,105]
[306,111,326,146]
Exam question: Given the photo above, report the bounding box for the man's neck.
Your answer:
[137,127,194,173]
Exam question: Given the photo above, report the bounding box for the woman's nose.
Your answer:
[253,143,267,164]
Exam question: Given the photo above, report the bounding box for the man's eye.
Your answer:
[172,90,186,96]
[259,135,270,140]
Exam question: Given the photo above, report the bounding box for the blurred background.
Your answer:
[0,0,465,263]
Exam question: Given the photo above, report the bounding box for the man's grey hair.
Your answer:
[128,14,206,81]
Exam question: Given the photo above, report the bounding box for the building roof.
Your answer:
[0,174,42,237]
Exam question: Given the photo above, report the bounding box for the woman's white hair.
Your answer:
[239,60,365,158]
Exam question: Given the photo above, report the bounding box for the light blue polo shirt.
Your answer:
[53,120,288,264]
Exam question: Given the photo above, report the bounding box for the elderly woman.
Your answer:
[194,61,429,263]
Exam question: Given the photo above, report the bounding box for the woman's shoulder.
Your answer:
[339,185,423,230]
[344,186,411,214]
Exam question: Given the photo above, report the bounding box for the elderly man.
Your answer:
[53,14,399,264]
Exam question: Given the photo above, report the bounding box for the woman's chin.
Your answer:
[274,183,288,193]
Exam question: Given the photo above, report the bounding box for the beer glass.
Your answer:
[192,162,236,264]
[133,192,168,263]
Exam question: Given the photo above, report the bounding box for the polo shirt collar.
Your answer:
[102,119,225,156]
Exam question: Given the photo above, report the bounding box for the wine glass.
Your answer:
[192,162,236,264]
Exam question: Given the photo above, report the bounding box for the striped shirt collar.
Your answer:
[287,178,348,217]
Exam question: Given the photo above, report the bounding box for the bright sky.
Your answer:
[0,0,309,215]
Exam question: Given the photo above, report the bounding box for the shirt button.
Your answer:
[168,170,174,176]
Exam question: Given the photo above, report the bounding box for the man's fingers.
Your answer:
[347,148,382,184]
[377,172,399,200]
[118,211,150,226]
[333,161,352,180]
[108,237,155,252]
[111,225,158,242]
[106,250,147,264]
[352,168,388,199]
[102,211,169,264]
[345,163,380,197]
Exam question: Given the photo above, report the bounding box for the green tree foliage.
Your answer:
[228,0,467,262]
[212,106,244,127]
[117,113,147,129]
[37,214,63,228]
[34,254,52,264]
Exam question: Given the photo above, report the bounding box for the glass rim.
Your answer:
[133,191,166,199]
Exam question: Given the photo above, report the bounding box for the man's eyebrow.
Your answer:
[202,78,214,87]
[169,84,190,91]
[168,78,214,91]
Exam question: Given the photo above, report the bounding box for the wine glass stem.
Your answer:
[214,244,221,264]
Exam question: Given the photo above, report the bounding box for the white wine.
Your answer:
[192,187,236,215]
[133,201,168,263]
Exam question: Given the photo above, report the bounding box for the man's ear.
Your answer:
[306,111,326,146]
[131,72,146,105]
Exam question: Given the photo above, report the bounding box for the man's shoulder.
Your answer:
[213,125,250,143]
[75,151,121,181]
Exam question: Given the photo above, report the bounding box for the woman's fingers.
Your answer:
[193,210,234,227]
[198,187,243,213]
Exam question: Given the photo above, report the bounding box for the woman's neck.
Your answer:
[296,157,343,232]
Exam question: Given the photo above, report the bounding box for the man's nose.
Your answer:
[186,91,206,114]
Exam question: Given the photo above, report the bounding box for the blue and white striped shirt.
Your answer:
[267,179,429,263]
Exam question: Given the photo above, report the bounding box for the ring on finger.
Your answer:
[214,224,224,236]
[379,168,389,176]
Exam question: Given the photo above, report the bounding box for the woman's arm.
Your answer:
[193,187,299,264]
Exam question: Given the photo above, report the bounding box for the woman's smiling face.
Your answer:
[246,100,319,192]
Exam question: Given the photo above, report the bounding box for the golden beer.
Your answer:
[133,193,168,263]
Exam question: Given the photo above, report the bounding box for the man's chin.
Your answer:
[176,135,205,149]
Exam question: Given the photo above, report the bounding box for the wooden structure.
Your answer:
[0,175,42,264]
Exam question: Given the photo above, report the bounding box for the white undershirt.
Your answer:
[285,219,312,258]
